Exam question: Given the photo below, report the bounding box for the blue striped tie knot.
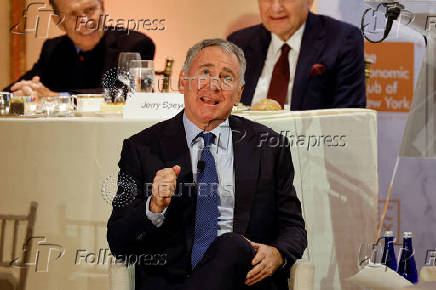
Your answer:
[200,132,215,147]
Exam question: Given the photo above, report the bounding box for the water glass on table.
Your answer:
[129,60,154,93]
[57,96,75,116]
[41,96,59,117]
[358,243,376,270]
[0,92,11,115]
[117,52,141,87]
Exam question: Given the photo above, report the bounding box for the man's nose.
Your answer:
[209,77,222,92]
[270,0,284,13]
[195,76,221,92]
[196,76,210,90]
[78,15,98,31]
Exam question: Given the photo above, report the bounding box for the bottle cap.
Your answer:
[403,232,413,238]
[384,231,394,237]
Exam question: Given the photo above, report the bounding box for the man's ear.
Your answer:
[234,85,244,106]
[307,0,315,10]
[58,20,66,32]
[179,70,186,94]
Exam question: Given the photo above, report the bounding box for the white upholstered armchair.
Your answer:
[108,260,314,290]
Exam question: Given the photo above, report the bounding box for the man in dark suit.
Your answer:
[228,0,366,110]
[107,38,306,290]
[5,0,154,97]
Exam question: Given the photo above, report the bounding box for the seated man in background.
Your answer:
[107,38,307,290]
[228,0,366,110]
[5,0,155,97]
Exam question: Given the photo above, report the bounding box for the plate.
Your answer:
[238,110,287,115]
[73,111,100,117]
[94,111,123,118]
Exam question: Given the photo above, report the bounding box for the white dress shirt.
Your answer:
[251,23,306,108]
[146,114,235,236]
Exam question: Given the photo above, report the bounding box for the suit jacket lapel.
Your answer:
[291,12,326,110]
[230,116,260,235]
[158,112,193,181]
[162,114,260,244]
[242,25,271,105]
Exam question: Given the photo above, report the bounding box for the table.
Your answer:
[0,109,378,290]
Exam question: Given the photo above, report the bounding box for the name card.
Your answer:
[124,93,184,120]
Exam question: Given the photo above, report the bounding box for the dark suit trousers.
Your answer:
[137,233,277,290]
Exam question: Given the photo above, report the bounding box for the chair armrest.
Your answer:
[108,263,135,290]
[108,261,315,290]
[420,266,436,282]
[288,261,315,290]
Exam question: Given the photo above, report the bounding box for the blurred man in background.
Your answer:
[5,0,154,97]
[228,0,366,110]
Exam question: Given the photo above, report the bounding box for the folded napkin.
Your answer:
[347,263,413,290]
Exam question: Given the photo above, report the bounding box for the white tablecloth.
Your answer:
[0,109,378,290]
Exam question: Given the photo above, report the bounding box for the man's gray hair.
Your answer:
[182,38,246,89]
[49,0,102,14]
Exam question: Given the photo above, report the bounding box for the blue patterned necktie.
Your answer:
[191,132,220,269]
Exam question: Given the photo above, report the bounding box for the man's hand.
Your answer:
[11,76,58,98]
[150,165,181,213]
[245,241,284,286]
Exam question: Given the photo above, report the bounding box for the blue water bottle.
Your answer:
[381,231,397,271]
[398,232,418,283]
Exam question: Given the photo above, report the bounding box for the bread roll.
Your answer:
[250,98,282,111]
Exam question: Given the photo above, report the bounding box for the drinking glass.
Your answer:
[0,92,11,115]
[129,60,154,93]
[357,243,374,270]
[41,96,59,117]
[117,52,141,88]
[57,96,75,116]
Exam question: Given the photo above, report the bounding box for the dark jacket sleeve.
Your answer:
[135,35,155,61]
[107,137,162,258]
[333,25,366,108]
[3,39,51,92]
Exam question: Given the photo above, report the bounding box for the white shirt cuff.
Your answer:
[145,196,167,227]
